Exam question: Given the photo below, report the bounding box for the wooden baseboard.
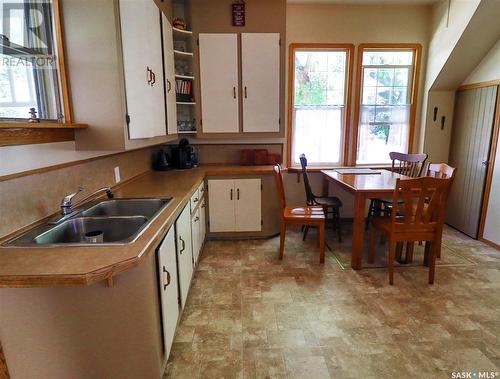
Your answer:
[479,237,500,250]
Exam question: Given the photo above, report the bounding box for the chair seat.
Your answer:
[284,206,325,221]
[372,216,437,237]
[315,196,342,208]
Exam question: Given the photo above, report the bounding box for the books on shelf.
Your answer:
[175,78,194,103]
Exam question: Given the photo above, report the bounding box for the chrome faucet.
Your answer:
[60,186,114,215]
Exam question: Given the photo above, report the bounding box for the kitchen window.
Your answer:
[354,44,421,165]
[288,44,354,167]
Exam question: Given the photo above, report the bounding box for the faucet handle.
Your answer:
[61,187,83,207]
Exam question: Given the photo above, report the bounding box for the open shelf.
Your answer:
[176,102,196,105]
[174,50,193,57]
[178,130,196,134]
[173,27,193,35]
[175,74,195,80]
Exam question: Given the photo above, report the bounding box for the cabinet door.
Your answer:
[191,208,201,264]
[241,33,280,133]
[157,226,179,359]
[208,179,236,232]
[234,179,262,231]
[120,0,165,139]
[162,13,177,135]
[175,204,194,308]
[199,199,206,248]
[199,34,239,133]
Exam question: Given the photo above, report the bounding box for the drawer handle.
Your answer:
[179,236,186,253]
[194,216,199,222]
[167,79,172,93]
[193,197,199,203]
[237,188,240,200]
[233,86,236,99]
[230,188,233,200]
[162,266,171,290]
[201,203,206,209]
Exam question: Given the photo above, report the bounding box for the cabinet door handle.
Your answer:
[167,79,172,93]
[193,197,199,203]
[194,216,199,222]
[233,86,236,99]
[179,236,185,253]
[237,188,240,200]
[244,86,247,98]
[147,66,152,85]
[162,266,171,290]
[201,203,205,209]
[230,188,233,200]
[151,71,156,86]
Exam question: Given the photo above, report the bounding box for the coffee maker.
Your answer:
[171,139,198,169]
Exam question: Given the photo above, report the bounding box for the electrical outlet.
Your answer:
[114,166,121,183]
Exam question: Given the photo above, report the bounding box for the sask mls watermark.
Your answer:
[1,0,57,69]
[451,371,499,378]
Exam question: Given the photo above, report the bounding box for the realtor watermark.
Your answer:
[451,371,499,378]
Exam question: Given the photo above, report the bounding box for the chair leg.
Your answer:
[405,242,414,263]
[428,241,437,285]
[302,226,310,241]
[388,239,396,285]
[423,242,430,267]
[279,220,286,260]
[319,222,325,264]
[368,226,377,263]
[365,200,374,231]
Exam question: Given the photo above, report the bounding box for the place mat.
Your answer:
[334,168,381,175]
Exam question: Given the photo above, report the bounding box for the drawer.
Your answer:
[198,181,206,199]
[190,188,200,212]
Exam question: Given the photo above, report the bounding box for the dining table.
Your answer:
[321,169,411,270]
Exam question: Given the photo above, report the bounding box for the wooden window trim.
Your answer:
[287,43,355,167]
[351,43,422,165]
[0,0,80,147]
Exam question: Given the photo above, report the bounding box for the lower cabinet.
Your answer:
[175,203,194,308]
[191,207,201,264]
[208,178,262,232]
[157,226,179,360]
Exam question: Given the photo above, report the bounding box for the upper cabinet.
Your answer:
[199,34,239,133]
[63,0,177,150]
[241,33,280,133]
[198,33,280,135]
[120,0,166,139]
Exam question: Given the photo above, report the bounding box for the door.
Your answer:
[120,0,165,139]
[157,227,179,359]
[241,33,280,133]
[234,179,262,231]
[447,85,498,238]
[162,13,177,135]
[208,179,235,232]
[175,204,194,308]
[199,34,239,133]
[191,208,201,264]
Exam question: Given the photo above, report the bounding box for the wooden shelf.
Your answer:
[178,130,196,134]
[173,27,193,35]
[0,122,88,129]
[176,102,196,105]
[0,122,88,147]
[175,74,195,80]
[174,50,193,57]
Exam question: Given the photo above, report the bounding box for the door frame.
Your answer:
[458,80,500,249]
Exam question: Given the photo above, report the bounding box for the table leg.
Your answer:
[352,193,366,270]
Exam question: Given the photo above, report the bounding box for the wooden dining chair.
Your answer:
[401,162,457,262]
[273,165,326,263]
[368,176,453,285]
[299,154,343,242]
[365,152,428,230]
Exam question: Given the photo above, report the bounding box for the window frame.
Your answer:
[287,43,354,167]
[352,43,422,166]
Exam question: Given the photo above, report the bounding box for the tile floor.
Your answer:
[164,226,500,379]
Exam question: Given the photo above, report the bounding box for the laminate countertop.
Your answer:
[0,165,275,288]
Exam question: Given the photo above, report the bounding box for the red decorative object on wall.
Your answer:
[232,2,245,27]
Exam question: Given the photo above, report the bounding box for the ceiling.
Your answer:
[287,0,438,4]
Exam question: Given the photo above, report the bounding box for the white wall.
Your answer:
[463,38,500,84]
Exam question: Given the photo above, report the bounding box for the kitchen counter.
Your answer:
[0,165,275,288]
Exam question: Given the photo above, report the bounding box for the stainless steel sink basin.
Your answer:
[33,216,148,244]
[4,197,173,247]
[81,198,171,218]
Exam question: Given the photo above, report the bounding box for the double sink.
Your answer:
[5,198,172,247]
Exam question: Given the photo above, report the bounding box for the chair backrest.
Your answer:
[273,164,286,209]
[426,163,456,179]
[389,152,428,178]
[299,154,315,205]
[391,177,452,232]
